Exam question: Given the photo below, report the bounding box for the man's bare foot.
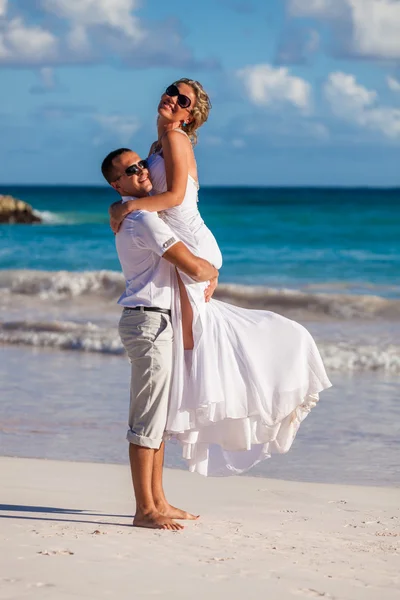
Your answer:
[155,502,200,520]
[133,510,184,530]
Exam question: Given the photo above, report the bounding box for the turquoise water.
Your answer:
[1,185,400,293]
[1,187,400,482]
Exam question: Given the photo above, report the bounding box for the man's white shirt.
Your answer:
[115,197,179,309]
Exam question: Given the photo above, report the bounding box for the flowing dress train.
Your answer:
[147,141,332,476]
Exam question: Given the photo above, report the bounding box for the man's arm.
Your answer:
[135,211,218,283]
[163,242,218,283]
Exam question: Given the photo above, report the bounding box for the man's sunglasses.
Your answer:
[165,84,192,109]
[123,159,148,177]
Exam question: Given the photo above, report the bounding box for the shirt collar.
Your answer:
[121,195,137,205]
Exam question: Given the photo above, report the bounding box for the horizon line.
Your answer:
[1,183,400,190]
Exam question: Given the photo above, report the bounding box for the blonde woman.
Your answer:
[110,78,331,476]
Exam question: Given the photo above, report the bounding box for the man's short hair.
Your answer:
[101,148,131,183]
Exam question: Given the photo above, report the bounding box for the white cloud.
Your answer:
[325,72,400,138]
[306,30,320,54]
[93,114,141,144]
[237,64,311,112]
[325,72,377,111]
[30,67,66,94]
[310,122,330,140]
[0,18,58,64]
[42,0,144,41]
[225,113,330,145]
[38,67,56,88]
[204,135,223,146]
[66,24,91,54]
[287,0,400,60]
[0,1,205,69]
[232,138,246,148]
[0,0,8,17]
[387,76,400,92]
[358,107,400,138]
[350,0,400,60]
[35,103,94,120]
[288,0,343,18]
[30,67,56,93]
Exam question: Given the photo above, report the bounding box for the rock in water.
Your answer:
[0,195,42,224]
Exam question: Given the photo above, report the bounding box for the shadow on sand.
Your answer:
[0,504,132,527]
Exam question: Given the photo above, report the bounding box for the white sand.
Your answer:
[1,457,399,600]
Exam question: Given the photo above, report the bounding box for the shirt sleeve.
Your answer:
[133,212,180,256]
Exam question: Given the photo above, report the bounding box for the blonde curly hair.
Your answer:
[173,78,212,145]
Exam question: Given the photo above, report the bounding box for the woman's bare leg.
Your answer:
[176,270,194,350]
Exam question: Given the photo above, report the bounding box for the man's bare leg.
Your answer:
[152,442,199,520]
[129,443,183,530]
[157,274,198,519]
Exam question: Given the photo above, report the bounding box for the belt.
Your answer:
[124,306,171,316]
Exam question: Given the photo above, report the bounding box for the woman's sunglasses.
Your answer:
[124,159,148,177]
[165,84,192,109]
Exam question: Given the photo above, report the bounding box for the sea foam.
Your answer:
[1,319,399,372]
[1,269,400,320]
[32,210,69,224]
[0,269,124,300]
[1,269,400,372]
[0,320,123,354]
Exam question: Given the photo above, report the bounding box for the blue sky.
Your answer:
[1,0,400,186]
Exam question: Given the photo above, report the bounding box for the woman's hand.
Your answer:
[204,276,218,303]
[108,200,137,233]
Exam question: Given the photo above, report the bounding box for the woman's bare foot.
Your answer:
[133,510,184,530]
[155,502,200,520]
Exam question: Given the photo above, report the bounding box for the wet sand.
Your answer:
[1,346,399,486]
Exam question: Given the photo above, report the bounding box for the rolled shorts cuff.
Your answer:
[126,429,162,449]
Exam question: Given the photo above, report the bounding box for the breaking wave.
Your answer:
[214,284,400,319]
[1,269,400,320]
[0,269,124,300]
[0,320,123,354]
[1,269,400,371]
[1,319,399,372]
[32,210,71,225]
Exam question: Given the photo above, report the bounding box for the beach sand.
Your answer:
[1,457,399,599]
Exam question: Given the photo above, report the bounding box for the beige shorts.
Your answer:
[118,308,173,449]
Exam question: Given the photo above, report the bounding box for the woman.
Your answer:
[110,78,332,476]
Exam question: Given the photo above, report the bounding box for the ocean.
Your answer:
[2,185,400,290]
[1,185,399,485]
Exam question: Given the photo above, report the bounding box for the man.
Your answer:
[101,148,218,531]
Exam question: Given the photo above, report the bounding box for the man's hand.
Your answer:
[109,200,136,234]
[204,276,218,303]
[110,217,121,234]
[109,201,124,233]
[163,243,218,283]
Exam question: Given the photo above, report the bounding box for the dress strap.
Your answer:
[173,128,189,138]
[162,127,189,141]
[151,128,189,155]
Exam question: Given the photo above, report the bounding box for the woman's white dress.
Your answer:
[148,142,332,477]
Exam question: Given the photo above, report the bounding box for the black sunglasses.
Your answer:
[124,159,148,177]
[165,84,192,109]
